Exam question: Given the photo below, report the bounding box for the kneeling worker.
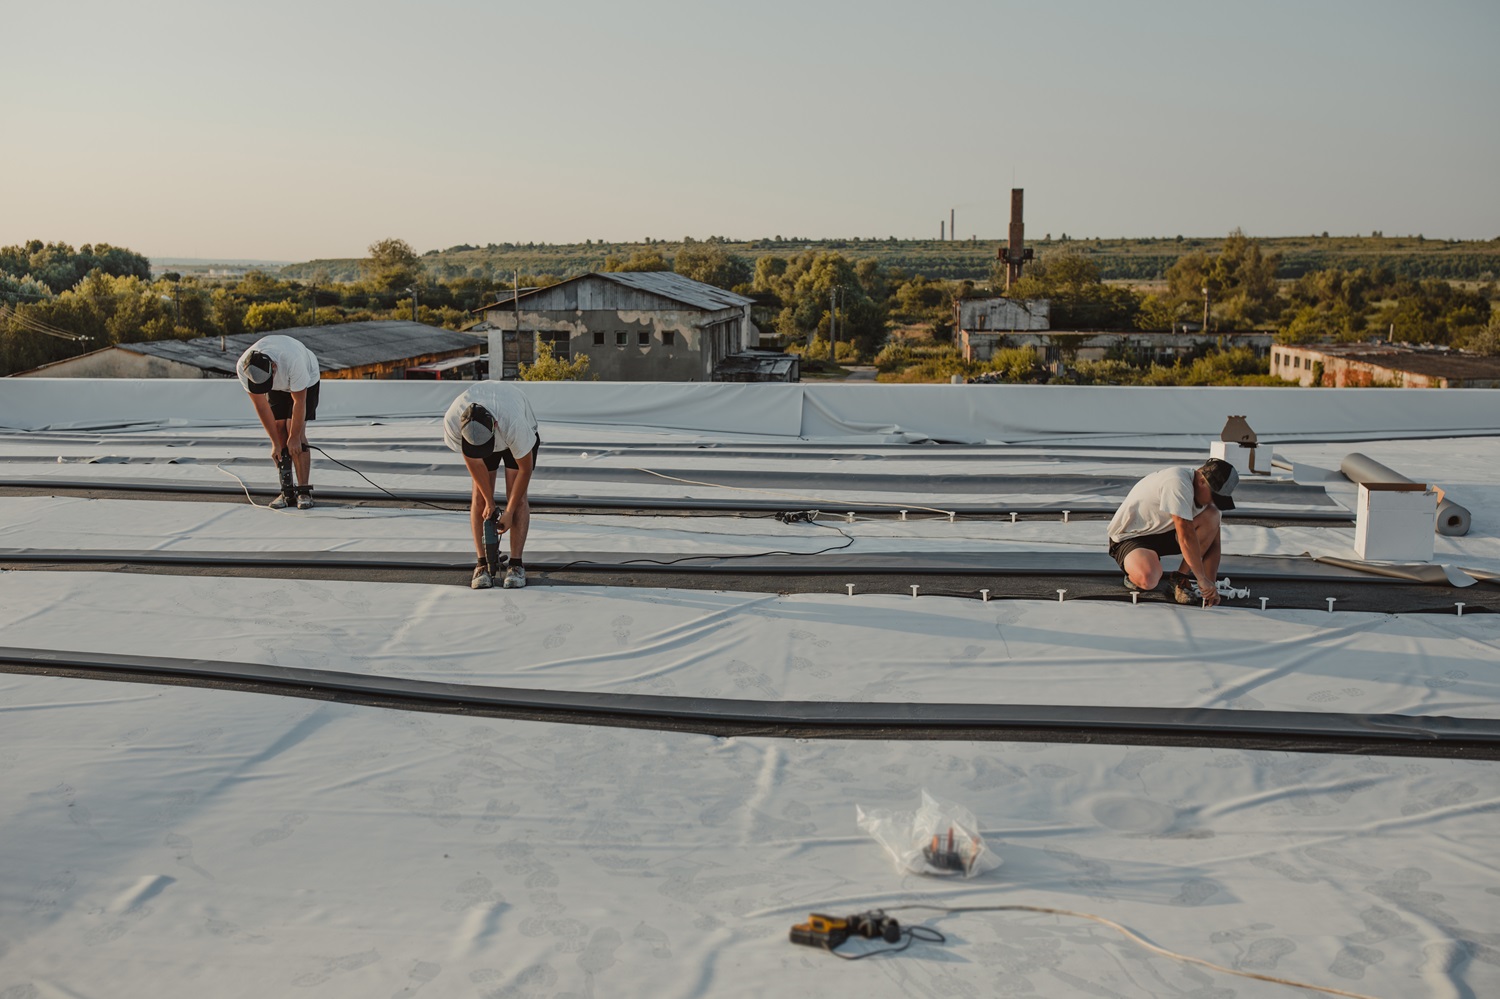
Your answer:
[1107,457,1239,607]
[237,334,321,509]
[443,383,540,590]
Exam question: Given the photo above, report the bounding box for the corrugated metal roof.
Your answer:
[592,271,752,311]
[118,321,482,375]
[479,272,752,315]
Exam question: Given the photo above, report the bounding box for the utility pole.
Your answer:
[830,287,837,354]
[1201,285,1211,333]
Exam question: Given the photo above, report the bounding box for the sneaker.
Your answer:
[1169,574,1198,605]
[269,493,290,510]
[296,489,314,510]
[471,564,493,590]
[502,564,526,589]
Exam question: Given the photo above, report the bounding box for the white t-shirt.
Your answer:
[1107,466,1204,543]
[236,335,320,393]
[443,383,539,458]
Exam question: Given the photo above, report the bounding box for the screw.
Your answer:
[1010,512,1018,524]
[980,588,990,602]
[1259,597,1269,611]
[847,512,855,523]
[1130,592,1139,605]
[911,584,920,598]
[1326,597,1336,613]
[846,583,856,597]
[1456,602,1466,617]
[900,510,908,521]
[1062,510,1071,523]
[948,511,956,523]
[1056,589,1066,603]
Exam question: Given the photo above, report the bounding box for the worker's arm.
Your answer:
[249,393,287,460]
[498,450,534,534]
[1172,514,1220,607]
[464,455,498,520]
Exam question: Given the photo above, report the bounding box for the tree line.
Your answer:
[4,232,1495,380]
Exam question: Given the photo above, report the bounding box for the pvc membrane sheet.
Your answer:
[4,383,1500,997]
[3,672,1499,999]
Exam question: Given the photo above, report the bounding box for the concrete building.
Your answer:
[953,297,1050,361]
[12,321,483,380]
[1271,343,1500,388]
[476,271,754,381]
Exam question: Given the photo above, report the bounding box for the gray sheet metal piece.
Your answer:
[0,547,1456,583]
[3,646,1497,752]
[1341,452,1472,536]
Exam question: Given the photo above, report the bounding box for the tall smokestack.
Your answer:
[999,188,1033,290]
[950,209,955,241]
[940,220,945,241]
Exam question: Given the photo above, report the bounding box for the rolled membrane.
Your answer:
[1340,452,1471,537]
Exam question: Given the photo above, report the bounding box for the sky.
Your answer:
[2,0,1496,262]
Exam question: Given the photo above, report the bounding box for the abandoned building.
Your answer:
[475,271,755,381]
[953,297,1051,361]
[1271,343,1500,388]
[12,321,484,380]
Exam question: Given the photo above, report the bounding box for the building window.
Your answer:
[661,330,675,346]
[1293,356,1301,369]
[638,330,650,346]
[593,331,605,346]
[615,331,628,346]
[537,331,570,360]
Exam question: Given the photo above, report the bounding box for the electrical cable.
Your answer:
[305,444,456,512]
[628,466,957,518]
[829,925,945,960]
[880,903,1385,999]
[550,516,855,572]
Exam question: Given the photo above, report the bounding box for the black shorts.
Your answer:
[1108,529,1181,570]
[483,439,541,472]
[268,382,320,423]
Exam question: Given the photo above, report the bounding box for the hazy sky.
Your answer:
[3,0,1496,261]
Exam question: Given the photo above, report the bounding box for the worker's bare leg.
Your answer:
[1122,548,1164,591]
[503,464,530,560]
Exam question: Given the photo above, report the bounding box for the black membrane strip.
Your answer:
[0,477,1353,519]
[3,646,1497,759]
[0,548,1455,582]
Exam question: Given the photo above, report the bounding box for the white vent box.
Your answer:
[1210,440,1268,475]
[1354,482,1435,562]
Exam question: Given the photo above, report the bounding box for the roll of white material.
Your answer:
[1340,452,1471,537]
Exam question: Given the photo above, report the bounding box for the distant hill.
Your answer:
[277,236,1500,285]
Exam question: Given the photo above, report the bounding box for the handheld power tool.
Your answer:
[276,447,295,506]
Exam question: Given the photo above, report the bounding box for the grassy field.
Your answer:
[280,235,1500,285]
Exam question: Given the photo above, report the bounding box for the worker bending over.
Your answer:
[237,334,321,509]
[443,383,540,589]
[1107,457,1239,607]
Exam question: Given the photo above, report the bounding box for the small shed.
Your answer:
[953,297,1051,361]
[12,321,484,379]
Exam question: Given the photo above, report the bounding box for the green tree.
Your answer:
[244,301,302,333]
[1008,252,1141,329]
[673,237,750,289]
[364,238,421,293]
[603,249,670,272]
[519,341,592,381]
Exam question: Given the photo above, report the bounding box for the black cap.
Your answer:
[459,403,496,458]
[243,350,274,394]
[1198,457,1239,512]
